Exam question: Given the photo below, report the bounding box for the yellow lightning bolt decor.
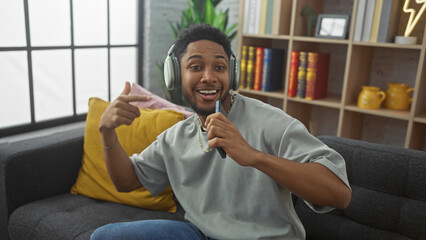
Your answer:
[403,0,426,37]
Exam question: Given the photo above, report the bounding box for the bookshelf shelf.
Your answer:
[288,93,341,109]
[245,34,292,40]
[352,41,423,49]
[242,34,291,40]
[292,36,350,45]
[415,113,426,124]
[345,105,410,121]
[237,0,426,151]
[238,89,286,99]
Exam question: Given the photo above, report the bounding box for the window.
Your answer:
[0,0,143,137]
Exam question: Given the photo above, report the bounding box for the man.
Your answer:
[92,24,351,240]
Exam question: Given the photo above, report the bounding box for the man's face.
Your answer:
[180,40,230,117]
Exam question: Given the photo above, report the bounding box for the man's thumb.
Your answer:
[121,81,131,95]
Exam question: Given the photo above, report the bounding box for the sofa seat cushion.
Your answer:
[8,193,185,240]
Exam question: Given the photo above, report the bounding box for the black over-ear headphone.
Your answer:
[164,44,240,91]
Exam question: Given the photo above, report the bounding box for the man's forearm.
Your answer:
[101,129,142,192]
[251,151,351,209]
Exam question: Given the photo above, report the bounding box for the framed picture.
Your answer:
[315,14,350,39]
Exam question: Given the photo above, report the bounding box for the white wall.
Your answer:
[143,0,240,96]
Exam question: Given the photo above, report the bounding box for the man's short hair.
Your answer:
[173,23,232,62]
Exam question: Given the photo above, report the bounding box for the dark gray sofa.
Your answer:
[1,124,425,240]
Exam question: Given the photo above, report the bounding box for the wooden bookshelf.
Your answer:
[237,0,426,151]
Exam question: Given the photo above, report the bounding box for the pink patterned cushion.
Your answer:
[129,83,193,118]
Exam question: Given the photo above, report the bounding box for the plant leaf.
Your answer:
[205,0,215,24]
[222,8,229,28]
[227,30,237,41]
[167,20,178,39]
[225,22,238,34]
[188,0,202,23]
[214,11,225,31]
[211,0,221,7]
[194,0,206,21]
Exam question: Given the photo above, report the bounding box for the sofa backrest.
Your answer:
[295,136,426,240]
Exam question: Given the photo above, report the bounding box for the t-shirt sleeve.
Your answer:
[130,137,170,197]
[278,119,351,213]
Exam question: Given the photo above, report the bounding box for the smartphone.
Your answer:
[216,100,226,158]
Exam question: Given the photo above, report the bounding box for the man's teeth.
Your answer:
[199,90,218,94]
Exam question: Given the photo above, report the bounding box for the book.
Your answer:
[353,0,367,41]
[271,0,286,35]
[361,0,376,42]
[296,51,308,98]
[261,48,286,92]
[261,48,272,91]
[245,46,256,89]
[253,47,265,91]
[288,51,300,97]
[370,0,383,43]
[239,45,248,89]
[377,0,401,42]
[258,0,268,35]
[253,0,262,35]
[247,0,258,34]
[265,0,274,34]
[305,52,331,100]
[243,0,251,34]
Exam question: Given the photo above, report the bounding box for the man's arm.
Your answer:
[98,82,150,192]
[251,152,351,209]
[205,113,351,209]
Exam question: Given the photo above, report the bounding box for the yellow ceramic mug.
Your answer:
[357,86,386,109]
[384,82,414,110]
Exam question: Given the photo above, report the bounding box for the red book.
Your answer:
[253,47,264,91]
[305,52,330,100]
[288,51,300,97]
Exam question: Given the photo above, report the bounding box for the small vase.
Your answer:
[395,36,417,45]
[384,82,414,110]
[357,86,386,109]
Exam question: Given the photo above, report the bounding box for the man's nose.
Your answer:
[201,68,217,83]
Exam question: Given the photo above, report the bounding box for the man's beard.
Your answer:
[183,90,229,117]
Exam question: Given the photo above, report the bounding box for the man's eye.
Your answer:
[190,65,201,71]
[217,65,225,71]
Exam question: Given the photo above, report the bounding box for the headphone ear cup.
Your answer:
[233,58,240,90]
[229,57,235,90]
[164,55,181,90]
[229,47,241,91]
[229,53,241,91]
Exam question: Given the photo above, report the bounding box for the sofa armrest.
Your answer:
[0,123,85,239]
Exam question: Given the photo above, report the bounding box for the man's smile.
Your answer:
[197,89,220,101]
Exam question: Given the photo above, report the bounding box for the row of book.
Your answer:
[242,0,286,35]
[354,0,400,42]
[239,45,286,91]
[288,51,330,100]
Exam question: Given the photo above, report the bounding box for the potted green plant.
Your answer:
[156,0,238,105]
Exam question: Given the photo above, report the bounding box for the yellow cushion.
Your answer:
[71,97,184,212]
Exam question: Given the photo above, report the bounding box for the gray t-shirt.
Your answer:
[130,94,350,240]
